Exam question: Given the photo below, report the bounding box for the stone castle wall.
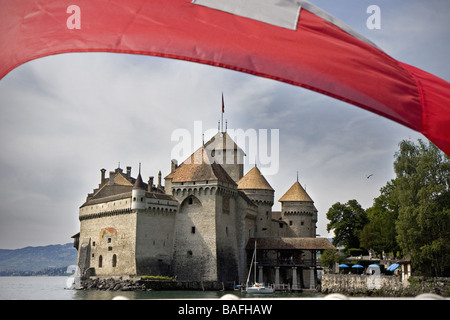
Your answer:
[79,211,138,276]
[321,274,450,297]
[172,183,220,282]
[135,209,176,276]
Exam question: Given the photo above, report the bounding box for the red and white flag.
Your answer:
[0,0,449,154]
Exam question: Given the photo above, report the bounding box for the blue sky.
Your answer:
[0,0,448,249]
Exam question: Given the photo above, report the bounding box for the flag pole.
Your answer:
[221,92,224,133]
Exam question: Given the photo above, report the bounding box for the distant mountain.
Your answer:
[0,243,78,272]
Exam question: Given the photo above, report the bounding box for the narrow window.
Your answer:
[112,254,117,267]
[188,198,193,205]
[107,238,111,243]
[191,226,196,234]
[98,255,103,268]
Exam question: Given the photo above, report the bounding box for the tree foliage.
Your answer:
[319,249,345,270]
[360,182,399,257]
[326,200,368,250]
[393,140,450,276]
[326,139,450,276]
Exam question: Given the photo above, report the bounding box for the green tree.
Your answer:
[326,200,368,250]
[393,139,450,276]
[319,249,345,271]
[360,182,399,257]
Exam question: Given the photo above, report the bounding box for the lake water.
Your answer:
[0,276,324,300]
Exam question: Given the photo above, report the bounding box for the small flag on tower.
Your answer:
[222,93,225,113]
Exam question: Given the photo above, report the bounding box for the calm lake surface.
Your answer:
[0,276,324,300]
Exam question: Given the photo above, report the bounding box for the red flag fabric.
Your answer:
[0,0,449,155]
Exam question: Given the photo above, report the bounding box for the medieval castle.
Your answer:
[73,121,335,289]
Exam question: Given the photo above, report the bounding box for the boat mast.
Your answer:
[254,240,257,284]
[246,241,256,286]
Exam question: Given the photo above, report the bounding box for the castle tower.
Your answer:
[203,94,245,183]
[279,180,317,238]
[238,166,274,237]
[166,146,240,282]
[204,131,244,182]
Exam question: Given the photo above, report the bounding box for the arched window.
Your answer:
[98,255,103,268]
[112,254,117,268]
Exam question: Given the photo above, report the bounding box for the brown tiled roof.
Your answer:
[114,173,133,186]
[80,189,175,207]
[237,166,274,191]
[279,181,313,202]
[91,184,133,200]
[167,146,236,185]
[246,237,336,250]
[80,191,132,207]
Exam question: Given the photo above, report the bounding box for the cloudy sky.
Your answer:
[0,0,448,249]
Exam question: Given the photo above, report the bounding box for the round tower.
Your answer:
[279,180,317,238]
[131,169,147,211]
[237,166,274,237]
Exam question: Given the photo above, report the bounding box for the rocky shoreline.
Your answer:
[81,277,148,291]
[79,277,234,291]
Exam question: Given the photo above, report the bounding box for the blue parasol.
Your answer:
[387,263,399,271]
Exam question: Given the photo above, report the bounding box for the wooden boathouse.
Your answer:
[246,237,337,290]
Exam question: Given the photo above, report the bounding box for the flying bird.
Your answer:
[366,174,373,179]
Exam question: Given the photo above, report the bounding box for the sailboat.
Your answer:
[245,240,274,294]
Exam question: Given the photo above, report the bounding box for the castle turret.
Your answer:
[238,166,274,237]
[279,180,317,238]
[131,168,147,211]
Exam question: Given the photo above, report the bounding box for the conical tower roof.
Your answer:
[237,166,274,191]
[133,164,146,190]
[133,172,146,190]
[279,181,313,202]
